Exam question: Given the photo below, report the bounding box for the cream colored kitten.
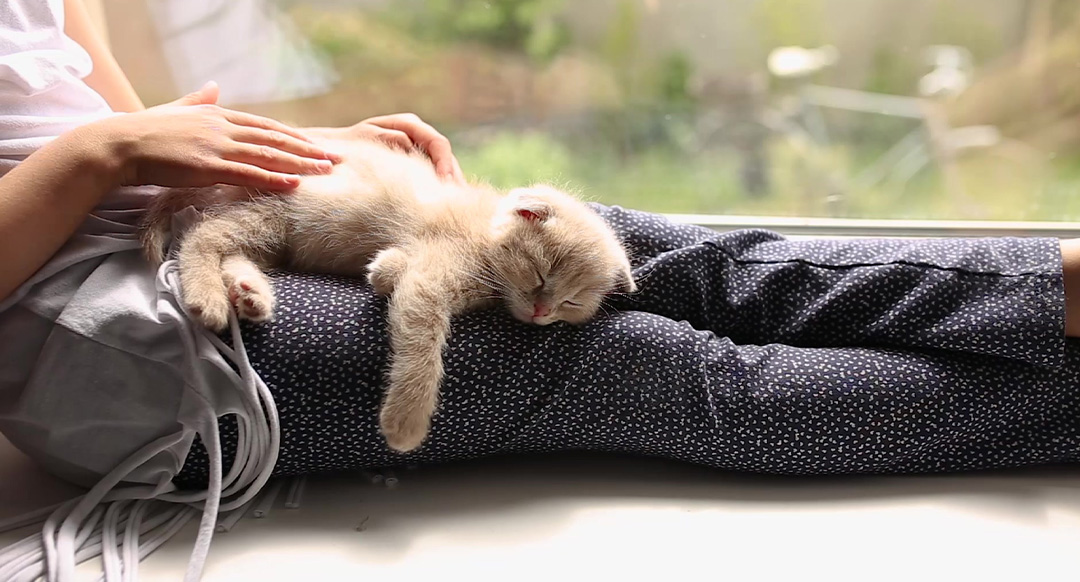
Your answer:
[141,138,635,453]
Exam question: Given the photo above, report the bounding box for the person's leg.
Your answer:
[175,271,1080,487]
[589,204,721,267]
[597,204,1080,354]
[602,207,1065,366]
[1059,238,1080,337]
[510,312,1080,475]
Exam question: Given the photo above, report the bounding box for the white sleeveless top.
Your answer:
[0,0,115,173]
[0,3,277,580]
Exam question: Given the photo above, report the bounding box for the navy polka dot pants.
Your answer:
[176,205,1080,487]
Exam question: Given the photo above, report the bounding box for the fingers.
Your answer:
[156,83,326,159]
[221,108,319,145]
[364,114,461,180]
[428,140,456,180]
[205,162,302,191]
[430,146,465,184]
[225,143,335,176]
[192,81,220,105]
[233,127,343,163]
[371,128,413,151]
[157,86,325,155]
[365,114,446,151]
[163,81,220,108]
[449,156,466,185]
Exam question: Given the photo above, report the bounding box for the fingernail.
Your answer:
[315,160,333,173]
[282,175,301,187]
[324,150,344,163]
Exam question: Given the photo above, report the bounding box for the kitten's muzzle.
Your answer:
[532,301,552,319]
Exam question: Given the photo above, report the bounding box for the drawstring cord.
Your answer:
[0,259,281,581]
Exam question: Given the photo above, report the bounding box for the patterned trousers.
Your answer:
[176,205,1080,487]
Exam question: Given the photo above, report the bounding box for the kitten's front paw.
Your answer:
[367,247,408,297]
[380,406,431,453]
[227,277,275,324]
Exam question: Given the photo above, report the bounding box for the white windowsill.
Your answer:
[667,214,1080,238]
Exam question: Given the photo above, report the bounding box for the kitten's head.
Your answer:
[488,185,636,326]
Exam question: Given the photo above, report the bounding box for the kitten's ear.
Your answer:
[614,268,637,294]
[509,188,554,223]
[516,207,549,222]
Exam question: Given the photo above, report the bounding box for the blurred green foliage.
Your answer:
[753,0,825,49]
[400,0,570,61]
[280,0,1080,221]
[457,131,573,188]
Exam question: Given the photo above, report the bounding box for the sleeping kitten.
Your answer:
[140,137,636,453]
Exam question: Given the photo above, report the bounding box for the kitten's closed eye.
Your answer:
[563,299,582,307]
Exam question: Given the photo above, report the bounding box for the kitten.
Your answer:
[140,137,636,453]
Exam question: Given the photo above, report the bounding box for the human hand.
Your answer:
[93,82,342,191]
[304,113,465,184]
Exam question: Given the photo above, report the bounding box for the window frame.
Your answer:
[671,214,1080,238]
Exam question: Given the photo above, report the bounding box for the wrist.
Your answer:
[62,117,138,190]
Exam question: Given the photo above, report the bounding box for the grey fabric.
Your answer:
[0,192,274,581]
[0,192,216,487]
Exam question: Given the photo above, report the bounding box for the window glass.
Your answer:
[106,0,1080,221]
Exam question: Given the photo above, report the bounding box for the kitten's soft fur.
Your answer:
[141,137,636,453]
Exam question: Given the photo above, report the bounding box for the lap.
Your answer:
[173,206,1078,485]
[600,205,1063,364]
[174,266,1080,487]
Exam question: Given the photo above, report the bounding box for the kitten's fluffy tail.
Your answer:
[139,186,254,264]
[140,214,170,265]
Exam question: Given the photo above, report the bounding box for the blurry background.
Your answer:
[100,0,1080,221]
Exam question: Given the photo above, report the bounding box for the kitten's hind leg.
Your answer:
[177,204,286,332]
[367,246,409,296]
[222,255,275,324]
[178,226,233,332]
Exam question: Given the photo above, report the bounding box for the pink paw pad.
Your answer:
[228,279,273,323]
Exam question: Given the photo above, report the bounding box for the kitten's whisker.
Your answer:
[598,303,616,318]
[477,272,507,291]
[612,292,646,305]
[464,272,503,292]
[472,272,502,286]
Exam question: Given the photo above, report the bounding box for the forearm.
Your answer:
[63,0,144,112]
[0,126,120,302]
[1061,239,1080,337]
[81,47,143,112]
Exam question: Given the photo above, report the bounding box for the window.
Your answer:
[105,0,1080,223]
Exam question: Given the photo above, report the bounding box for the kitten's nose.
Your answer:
[532,302,551,318]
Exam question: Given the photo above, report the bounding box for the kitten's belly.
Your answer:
[286,152,465,276]
[282,199,397,277]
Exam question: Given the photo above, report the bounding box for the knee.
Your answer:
[587,310,707,355]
